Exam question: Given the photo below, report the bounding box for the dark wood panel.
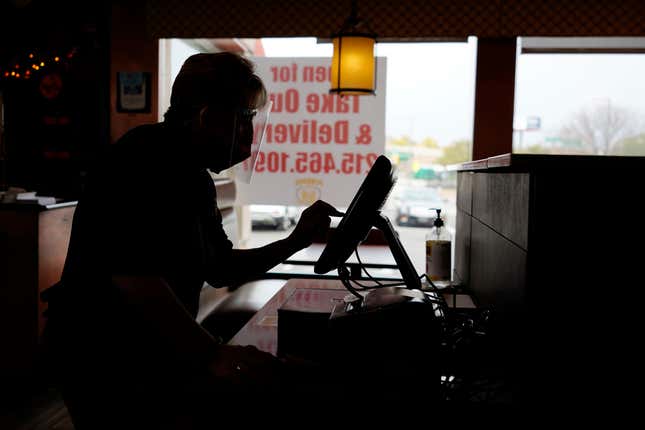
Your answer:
[469,217,526,318]
[457,171,473,215]
[472,172,529,250]
[0,210,39,380]
[38,207,74,335]
[454,209,471,286]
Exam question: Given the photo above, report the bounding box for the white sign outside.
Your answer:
[235,57,386,208]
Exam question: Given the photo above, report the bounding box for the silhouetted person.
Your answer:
[41,52,340,428]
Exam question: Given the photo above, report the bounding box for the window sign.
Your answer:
[526,116,541,131]
[235,57,386,207]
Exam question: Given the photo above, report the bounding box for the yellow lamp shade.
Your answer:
[330,35,375,95]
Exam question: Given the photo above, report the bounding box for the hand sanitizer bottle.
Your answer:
[425,209,452,286]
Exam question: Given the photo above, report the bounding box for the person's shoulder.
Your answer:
[85,123,164,181]
[108,123,175,165]
[114,122,166,151]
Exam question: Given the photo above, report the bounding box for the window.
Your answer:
[159,38,478,278]
[514,37,645,156]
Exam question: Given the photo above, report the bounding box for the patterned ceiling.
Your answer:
[147,0,645,39]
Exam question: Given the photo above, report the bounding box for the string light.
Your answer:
[1,49,75,81]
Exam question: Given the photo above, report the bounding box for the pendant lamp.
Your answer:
[330,0,376,96]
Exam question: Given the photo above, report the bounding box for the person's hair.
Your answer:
[164,52,267,124]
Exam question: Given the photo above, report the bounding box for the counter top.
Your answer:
[450,153,645,172]
[0,200,77,211]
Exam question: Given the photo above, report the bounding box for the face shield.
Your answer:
[232,100,272,184]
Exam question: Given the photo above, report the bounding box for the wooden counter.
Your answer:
[0,201,76,385]
[452,153,643,317]
[452,153,643,402]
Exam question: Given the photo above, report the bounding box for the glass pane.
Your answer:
[161,37,477,281]
[514,47,645,156]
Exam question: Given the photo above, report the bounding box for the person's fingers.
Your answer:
[313,200,344,217]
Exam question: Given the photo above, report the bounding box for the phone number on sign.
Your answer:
[245,152,379,175]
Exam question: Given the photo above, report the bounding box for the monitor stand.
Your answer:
[371,212,422,290]
[337,212,424,307]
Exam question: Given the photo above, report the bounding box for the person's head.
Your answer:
[165,52,267,172]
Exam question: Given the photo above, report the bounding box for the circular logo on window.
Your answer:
[296,178,323,205]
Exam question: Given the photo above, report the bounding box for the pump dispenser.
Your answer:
[425,209,452,284]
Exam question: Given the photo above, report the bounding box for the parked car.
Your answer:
[250,205,298,230]
[395,187,445,227]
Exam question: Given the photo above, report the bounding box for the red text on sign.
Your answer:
[270,64,298,82]
[264,120,348,144]
[247,151,378,175]
[302,66,332,82]
[306,93,359,114]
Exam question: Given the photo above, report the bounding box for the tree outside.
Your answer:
[615,134,645,156]
[559,100,643,155]
[435,139,471,166]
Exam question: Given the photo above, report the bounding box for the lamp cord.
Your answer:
[350,0,357,22]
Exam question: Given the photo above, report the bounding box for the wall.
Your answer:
[0,1,110,198]
[110,1,159,143]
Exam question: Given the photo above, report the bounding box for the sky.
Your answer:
[514,51,645,147]
[168,37,645,148]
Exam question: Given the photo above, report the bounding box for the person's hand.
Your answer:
[208,345,284,391]
[288,200,343,249]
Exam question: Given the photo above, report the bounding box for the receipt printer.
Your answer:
[327,287,442,361]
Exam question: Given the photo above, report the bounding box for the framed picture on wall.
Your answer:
[116,72,151,113]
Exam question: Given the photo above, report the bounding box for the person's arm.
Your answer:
[113,275,282,384]
[229,236,301,279]
[206,200,342,287]
[113,275,220,367]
